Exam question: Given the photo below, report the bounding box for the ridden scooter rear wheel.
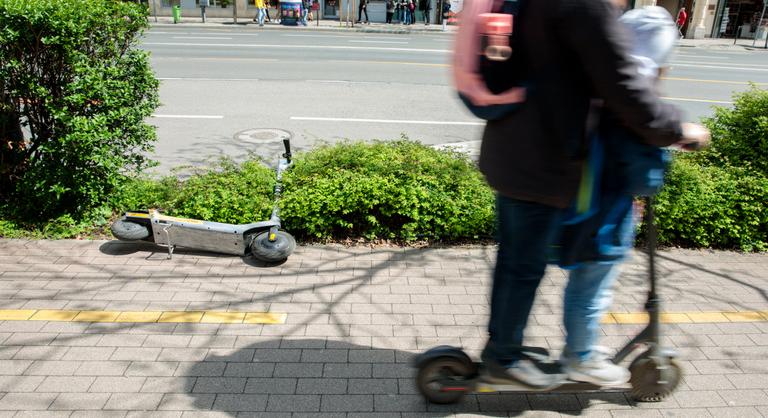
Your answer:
[416,357,475,404]
[629,352,682,402]
[250,230,296,262]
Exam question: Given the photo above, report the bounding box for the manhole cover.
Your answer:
[235,128,292,143]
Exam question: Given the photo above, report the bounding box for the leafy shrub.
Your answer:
[0,0,159,221]
[700,85,768,176]
[280,140,495,241]
[112,159,276,225]
[654,153,768,251]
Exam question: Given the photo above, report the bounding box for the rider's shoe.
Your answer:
[481,348,565,389]
[560,346,630,387]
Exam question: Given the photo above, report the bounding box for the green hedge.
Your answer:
[280,141,495,240]
[0,0,158,222]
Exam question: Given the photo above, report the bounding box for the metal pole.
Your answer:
[754,1,767,47]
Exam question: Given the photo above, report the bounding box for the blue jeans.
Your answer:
[257,7,266,24]
[486,194,618,364]
[301,8,308,25]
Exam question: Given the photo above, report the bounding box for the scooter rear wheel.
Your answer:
[629,353,682,402]
[416,357,474,404]
[250,230,296,262]
[111,218,151,241]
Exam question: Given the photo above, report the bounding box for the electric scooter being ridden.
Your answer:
[110,139,296,263]
[414,196,681,403]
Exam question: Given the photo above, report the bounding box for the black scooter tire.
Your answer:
[629,353,682,402]
[416,357,474,404]
[250,230,296,262]
[111,218,151,241]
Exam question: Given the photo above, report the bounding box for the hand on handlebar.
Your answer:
[677,122,711,151]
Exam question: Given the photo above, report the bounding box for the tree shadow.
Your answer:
[185,337,632,415]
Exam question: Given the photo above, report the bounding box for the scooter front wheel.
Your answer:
[416,357,475,404]
[111,218,151,241]
[250,230,296,262]
[629,352,682,402]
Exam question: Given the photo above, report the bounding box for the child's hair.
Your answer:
[619,6,678,78]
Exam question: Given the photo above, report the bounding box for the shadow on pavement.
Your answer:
[188,338,631,416]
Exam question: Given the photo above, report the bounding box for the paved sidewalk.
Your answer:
[149,17,455,34]
[0,238,766,417]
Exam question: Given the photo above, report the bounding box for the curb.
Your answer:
[148,20,456,35]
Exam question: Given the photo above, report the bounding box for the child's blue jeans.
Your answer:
[486,194,619,364]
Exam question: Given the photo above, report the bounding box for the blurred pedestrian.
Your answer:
[676,7,687,37]
[421,0,431,24]
[254,0,266,26]
[408,0,415,24]
[386,0,395,23]
[357,0,369,24]
[301,0,311,25]
[441,0,450,30]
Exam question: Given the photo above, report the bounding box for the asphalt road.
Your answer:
[140,25,768,173]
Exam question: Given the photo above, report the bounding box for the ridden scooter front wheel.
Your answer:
[250,230,296,262]
[629,351,682,402]
[111,217,151,241]
[416,357,475,404]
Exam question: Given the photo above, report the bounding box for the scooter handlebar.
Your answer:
[283,139,292,162]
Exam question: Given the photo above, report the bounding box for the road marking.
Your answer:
[0,309,287,324]
[661,96,733,104]
[291,116,484,125]
[670,62,768,72]
[306,79,350,83]
[673,59,768,68]
[348,40,409,44]
[0,309,763,324]
[151,114,224,119]
[144,42,449,53]
[172,36,234,40]
[661,76,768,86]
[283,34,411,41]
[158,77,260,81]
[672,54,728,59]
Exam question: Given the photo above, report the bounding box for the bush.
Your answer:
[0,0,159,221]
[654,153,768,251]
[112,159,276,225]
[280,140,495,241]
[700,85,768,176]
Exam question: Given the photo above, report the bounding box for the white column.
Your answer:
[688,0,712,38]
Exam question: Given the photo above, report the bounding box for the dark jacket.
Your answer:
[478,0,683,209]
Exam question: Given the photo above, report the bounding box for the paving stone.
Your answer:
[673,390,728,408]
[104,393,164,410]
[718,389,768,406]
[373,394,426,412]
[681,374,737,390]
[223,362,276,377]
[141,377,196,393]
[13,411,72,418]
[174,361,226,377]
[211,394,269,412]
[244,378,297,394]
[526,393,581,411]
[2,333,58,346]
[347,378,398,395]
[705,406,763,417]
[253,349,301,363]
[0,375,44,392]
[157,348,210,362]
[98,334,148,347]
[295,378,347,395]
[126,412,183,418]
[265,394,321,412]
[159,393,215,410]
[111,347,162,362]
[90,377,147,392]
[12,346,68,360]
[143,335,192,348]
[69,411,129,418]
[726,373,768,389]
[300,349,348,363]
[192,377,246,393]
[75,361,131,376]
[62,346,116,361]
[273,363,324,378]
[23,360,80,376]
[610,411,664,418]
[204,348,255,363]
[125,361,180,377]
[36,376,95,392]
[372,363,412,378]
[49,392,110,410]
[323,363,372,378]
[658,408,713,417]
[349,350,395,363]
[0,392,57,410]
[321,394,374,412]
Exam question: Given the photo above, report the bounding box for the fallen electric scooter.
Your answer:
[413,196,681,403]
[110,139,296,263]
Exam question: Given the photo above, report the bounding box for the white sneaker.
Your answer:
[485,358,565,389]
[561,347,630,387]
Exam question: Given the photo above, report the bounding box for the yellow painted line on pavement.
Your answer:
[0,309,287,324]
[603,311,767,324]
[662,76,768,86]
